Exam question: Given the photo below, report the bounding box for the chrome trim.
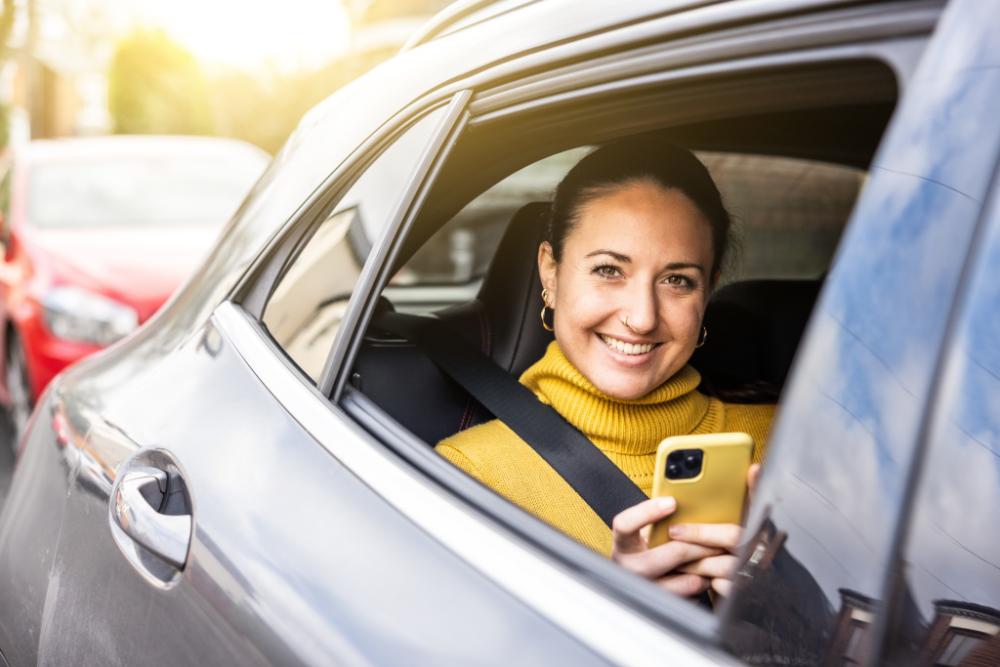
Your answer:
[214,301,741,667]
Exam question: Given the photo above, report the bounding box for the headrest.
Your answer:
[691,279,821,398]
[476,202,553,376]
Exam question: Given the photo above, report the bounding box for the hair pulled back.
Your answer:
[547,138,731,278]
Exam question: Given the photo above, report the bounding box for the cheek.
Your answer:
[663,297,707,339]
[555,282,616,331]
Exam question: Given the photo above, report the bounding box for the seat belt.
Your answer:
[375,312,648,528]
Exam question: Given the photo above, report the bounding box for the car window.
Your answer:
[880,183,1000,664]
[261,106,449,382]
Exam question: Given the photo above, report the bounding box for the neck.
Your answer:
[519,342,711,455]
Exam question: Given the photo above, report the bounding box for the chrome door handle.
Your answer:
[111,465,192,568]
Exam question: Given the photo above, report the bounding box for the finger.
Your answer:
[712,577,733,597]
[678,554,737,580]
[668,523,742,551]
[619,541,722,579]
[656,573,710,598]
[612,497,676,555]
[747,464,761,500]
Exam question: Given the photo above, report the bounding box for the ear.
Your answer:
[537,242,558,299]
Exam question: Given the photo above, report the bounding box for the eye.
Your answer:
[593,264,623,279]
[664,274,695,289]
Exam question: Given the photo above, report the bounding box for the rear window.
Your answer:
[28,153,267,229]
[399,149,864,289]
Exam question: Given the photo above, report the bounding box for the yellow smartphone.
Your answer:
[648,432,753,548]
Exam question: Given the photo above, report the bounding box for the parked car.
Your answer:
[0,136,270,443]
[1,0,999,665]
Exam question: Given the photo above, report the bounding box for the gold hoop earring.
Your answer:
[696,325,708,348]
[540,288,555,332]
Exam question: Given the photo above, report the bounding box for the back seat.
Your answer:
[352,202,820,445]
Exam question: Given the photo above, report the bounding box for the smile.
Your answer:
[598,334,660,356]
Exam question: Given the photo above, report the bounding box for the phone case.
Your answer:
[648,432,753,547]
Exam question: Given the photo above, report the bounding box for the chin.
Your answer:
[591,374,655,401]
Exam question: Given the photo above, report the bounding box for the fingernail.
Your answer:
[657,497,676,511]
[669,525,685,538]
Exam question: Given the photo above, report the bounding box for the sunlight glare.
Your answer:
[135,0,352,70]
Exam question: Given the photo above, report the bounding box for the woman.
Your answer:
[436,138,774,598]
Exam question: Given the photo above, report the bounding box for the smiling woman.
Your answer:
[434,139,774,598]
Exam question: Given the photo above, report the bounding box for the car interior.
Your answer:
[347,59,897,452]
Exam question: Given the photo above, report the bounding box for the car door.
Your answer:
[0,95,607,666]
[878,137,1000,667]
[720,1,1000,664]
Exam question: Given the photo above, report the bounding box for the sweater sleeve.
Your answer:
[436,442,487,482]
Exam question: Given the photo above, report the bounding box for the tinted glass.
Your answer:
[262,106,447,381]
[28,153,266,228]
[881,180,1000,665]
[720,9,1000,663]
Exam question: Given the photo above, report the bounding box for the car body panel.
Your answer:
[0,313,615,666]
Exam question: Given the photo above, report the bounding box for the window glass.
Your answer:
[28,153,266,228]
[882,181,1000,665]
[262,106,447,381]
[699,152,864,283]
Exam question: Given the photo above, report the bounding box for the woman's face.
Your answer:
[539,180,716,400]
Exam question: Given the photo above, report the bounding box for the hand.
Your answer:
[670,463,761,597]
[611,496,723,598]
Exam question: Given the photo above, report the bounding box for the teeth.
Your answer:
[600,335,655,356]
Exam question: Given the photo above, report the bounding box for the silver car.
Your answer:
[2,0,999,665]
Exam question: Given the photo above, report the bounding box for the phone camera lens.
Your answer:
[667,463,680,478]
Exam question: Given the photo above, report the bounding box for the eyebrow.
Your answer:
[585,250,706,274]
[585,249,631,262]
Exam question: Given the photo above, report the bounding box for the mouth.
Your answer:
[598,334,661,357]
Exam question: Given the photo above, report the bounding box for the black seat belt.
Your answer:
[376,312,648,528]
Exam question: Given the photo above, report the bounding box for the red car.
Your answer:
[0,135,269,442]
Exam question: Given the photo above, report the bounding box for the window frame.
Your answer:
[233,92,471,395]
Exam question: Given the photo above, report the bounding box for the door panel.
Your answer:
[31,317,606,665]
[721,1,1000,664]
[882,164,1000,665]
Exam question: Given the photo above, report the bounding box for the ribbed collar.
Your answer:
[519,341,714,455]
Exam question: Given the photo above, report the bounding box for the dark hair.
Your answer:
[547,138,731,278]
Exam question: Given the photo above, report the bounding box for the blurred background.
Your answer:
[0,0,454,151]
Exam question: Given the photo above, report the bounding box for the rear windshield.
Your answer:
[27,153,267,228]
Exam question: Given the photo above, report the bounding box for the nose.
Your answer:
[620,282,658,334]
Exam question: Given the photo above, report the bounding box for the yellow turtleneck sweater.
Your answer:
[436,342,774,556]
